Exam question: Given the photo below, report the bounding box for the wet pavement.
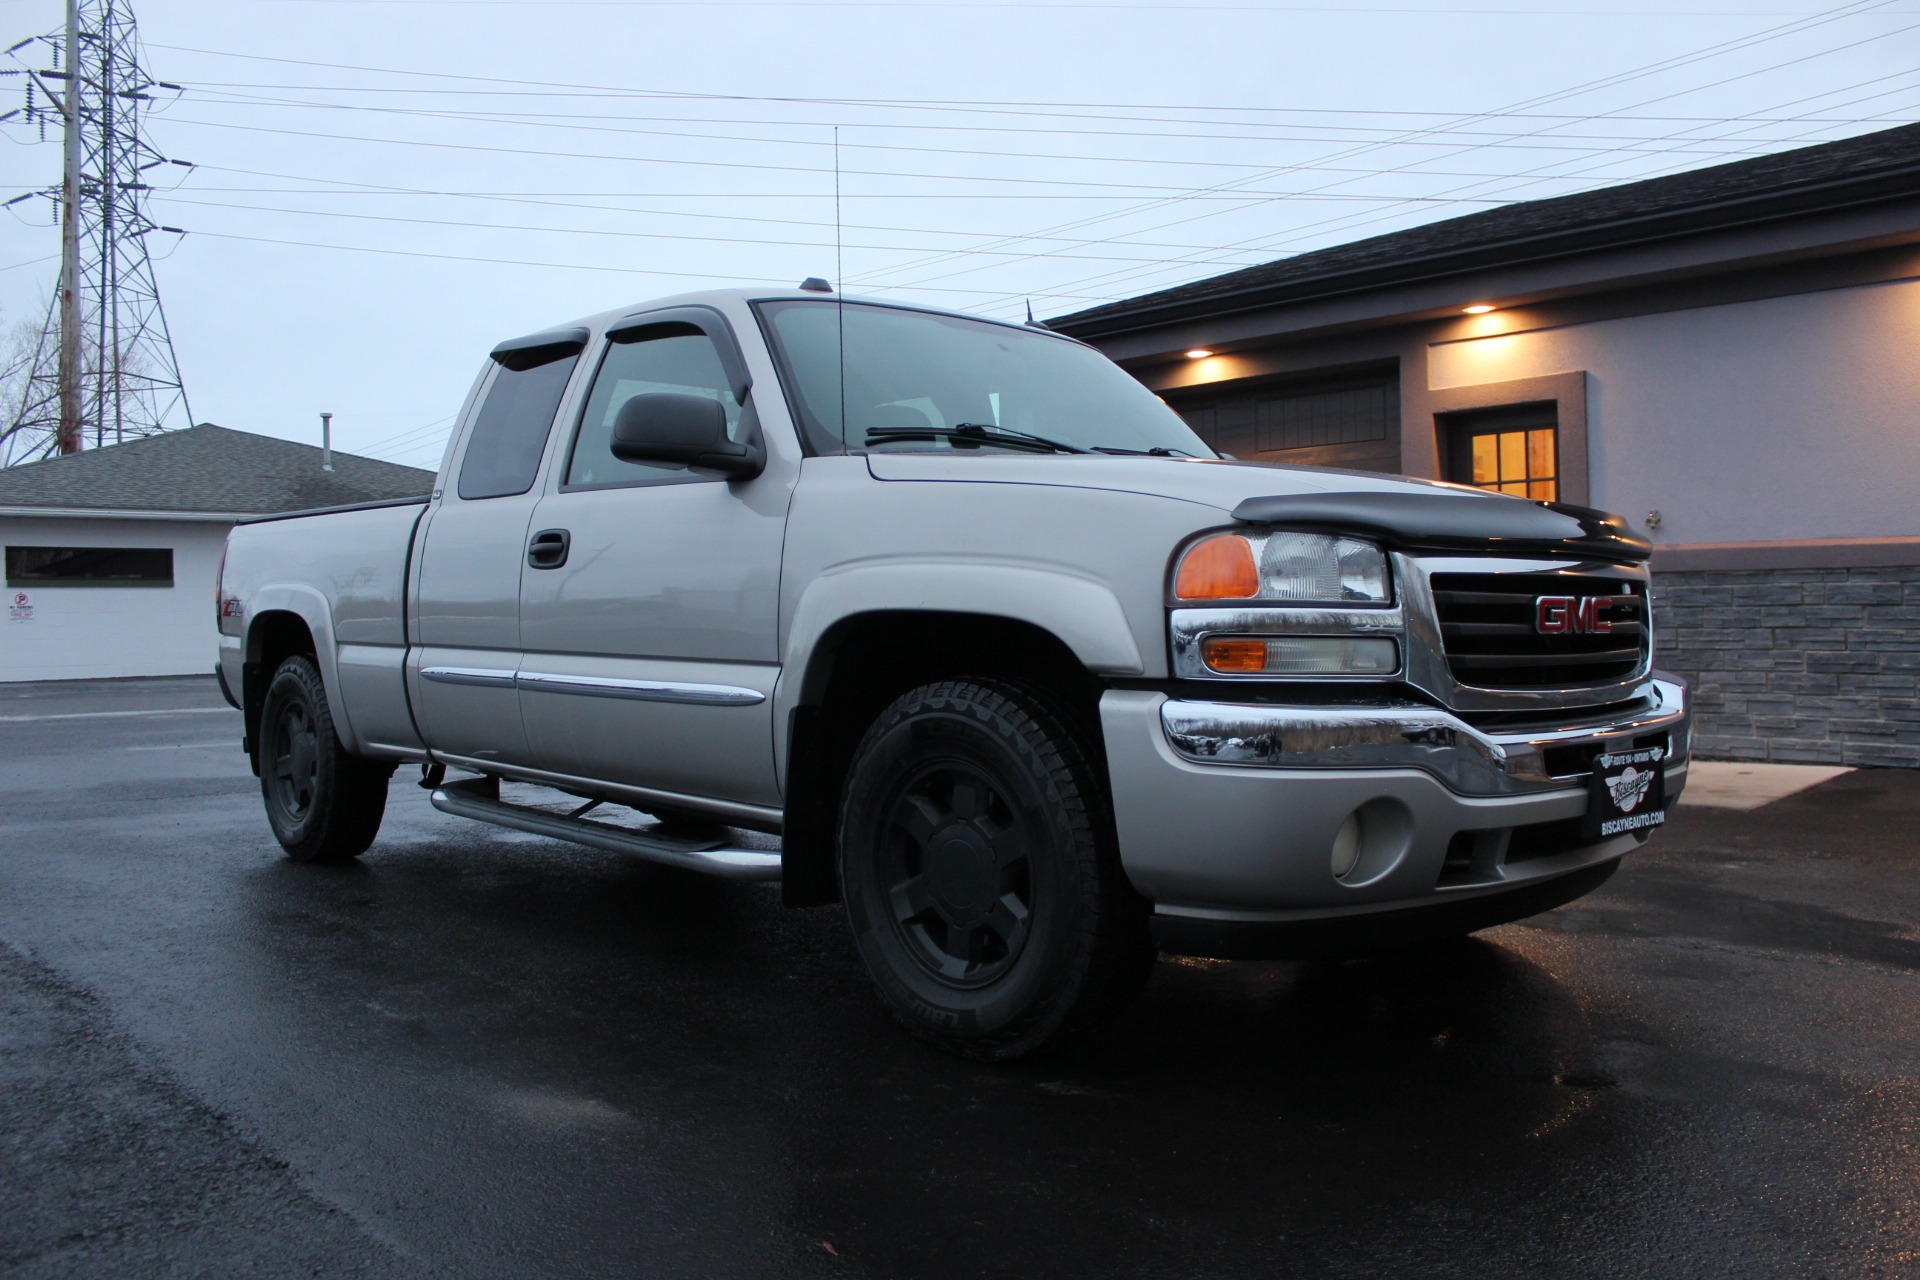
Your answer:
[2,675,1917,1279]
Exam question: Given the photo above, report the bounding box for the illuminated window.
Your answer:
[1441,403,1558,503]
[1469,427,1557,501]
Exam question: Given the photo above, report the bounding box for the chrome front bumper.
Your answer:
[1158,677,1690,799]
[1098,678,1689,926]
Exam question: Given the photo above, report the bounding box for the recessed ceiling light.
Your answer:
[1186,348,1214,359]
[1463,304,1496,315]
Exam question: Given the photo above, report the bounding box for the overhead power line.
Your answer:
[981,72,1920,311]
[155,195,1283,267]
[855,0,1904,297]
[151,113,1647,193]
[177,83,1886,157]
[1207,61,1920,271]
[0,13,1892,345]
[147,37,1920,124]
[168,170,1284,249]
[172,76,1920,127]
[182,229,1129,300]
[223,0,1920,14]
[984,29,1920,310]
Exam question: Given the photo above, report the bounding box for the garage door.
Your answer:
[1169,370,1401,474]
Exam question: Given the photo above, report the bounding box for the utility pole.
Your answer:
[2,0,193,466]
[56,0,80,454]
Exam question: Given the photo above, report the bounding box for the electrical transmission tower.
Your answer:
[1,0,192,466]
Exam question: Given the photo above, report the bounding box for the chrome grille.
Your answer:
[1429,571,1648,689]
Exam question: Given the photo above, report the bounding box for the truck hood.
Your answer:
[864,453,1651,561]
[865,452,1445,508]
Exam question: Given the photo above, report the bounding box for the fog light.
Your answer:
[1331,812,1361,879]
[1200,635,1399,675]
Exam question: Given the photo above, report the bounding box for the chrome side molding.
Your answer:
[512,671,766,706]
[420,666,517,689]
[419,666,765,706]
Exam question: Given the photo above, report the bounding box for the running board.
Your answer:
[429,777,782,882]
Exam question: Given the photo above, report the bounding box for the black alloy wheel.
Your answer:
[266,695,321,824]
[839,678,1154,1060]
[880,760,1034,988]
[257,655,393,863]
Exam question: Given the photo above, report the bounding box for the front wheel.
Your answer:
[258,655,393,863]
[838,679,1154,1060]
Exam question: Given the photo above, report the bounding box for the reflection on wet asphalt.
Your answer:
[2,677,1917,1278]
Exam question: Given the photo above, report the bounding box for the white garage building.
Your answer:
[1,425,433,683]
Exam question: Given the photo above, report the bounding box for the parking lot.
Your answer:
[2,674,1917,1279]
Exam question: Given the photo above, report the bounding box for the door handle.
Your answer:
[527,528,571,569]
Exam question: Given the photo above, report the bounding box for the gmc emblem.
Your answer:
[1536,595,1612,636]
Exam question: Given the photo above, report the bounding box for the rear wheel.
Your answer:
[838,679,1154,1060]
[259,655,392,863]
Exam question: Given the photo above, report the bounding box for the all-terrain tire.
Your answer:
[258,655,393,863]
[838,678,1155,1060]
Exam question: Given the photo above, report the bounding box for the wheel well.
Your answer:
[781,611,1104,907]
[242,612,317,773]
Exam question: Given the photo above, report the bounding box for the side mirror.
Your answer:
[609,392,764,479]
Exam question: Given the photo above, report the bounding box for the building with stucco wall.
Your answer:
[2,425,432,683]
[1054,123,1920,766]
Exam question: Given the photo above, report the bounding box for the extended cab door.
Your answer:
[410,329,585,768]
[516,307,793,811]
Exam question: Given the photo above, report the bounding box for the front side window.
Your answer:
[456,354,580,500]
[565,326,744,488]
[756,299,1211,458]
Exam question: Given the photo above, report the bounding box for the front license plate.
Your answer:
[1582,745,1667,843]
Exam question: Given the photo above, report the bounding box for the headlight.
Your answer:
[1173,531,1390,605]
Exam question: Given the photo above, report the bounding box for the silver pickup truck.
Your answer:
[217,286,1689,1059]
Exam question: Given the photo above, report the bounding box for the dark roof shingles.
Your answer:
[0,424,435,514]
[1055,121,1920,331]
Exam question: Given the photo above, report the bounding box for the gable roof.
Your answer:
[1053,121,1920,339]
[0,424,435,516]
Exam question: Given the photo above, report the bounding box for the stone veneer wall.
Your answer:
[1653,564,1920,767]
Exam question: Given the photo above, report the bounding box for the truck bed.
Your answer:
[220,496,429,757]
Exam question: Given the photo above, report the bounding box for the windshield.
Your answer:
[756,299,1213,458]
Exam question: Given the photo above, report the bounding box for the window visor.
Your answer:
[489,325,591,372]
[605,306,752,404]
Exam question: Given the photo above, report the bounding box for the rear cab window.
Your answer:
[456,352,580,500]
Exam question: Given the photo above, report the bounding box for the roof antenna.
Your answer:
[835,125,846,456]
[1025,300,1049,331]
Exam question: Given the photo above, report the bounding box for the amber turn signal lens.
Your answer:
[1174,535,1259,600]
[1201,638,1269,672]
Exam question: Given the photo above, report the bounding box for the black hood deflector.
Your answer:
[1230,491,1651,563]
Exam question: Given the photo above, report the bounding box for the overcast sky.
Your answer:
[2,0,1916,470]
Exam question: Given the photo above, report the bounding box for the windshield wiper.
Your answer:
[865,422,1089,455]
[1090,445,1197,458]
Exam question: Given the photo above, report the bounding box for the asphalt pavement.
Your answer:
[2,675,1917,1279]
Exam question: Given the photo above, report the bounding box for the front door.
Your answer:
[516,310,792,810]
[411,334,583,767]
